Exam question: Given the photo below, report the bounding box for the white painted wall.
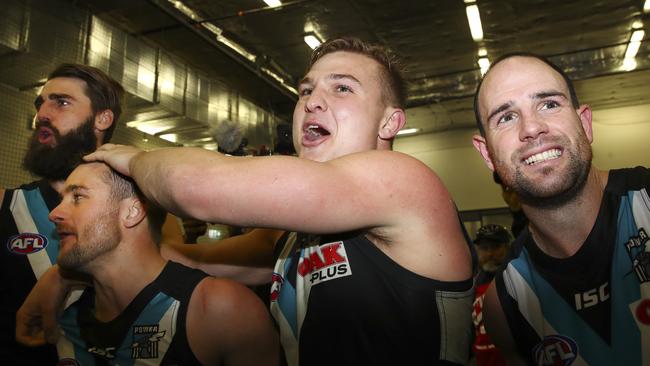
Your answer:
[395,104,650,211]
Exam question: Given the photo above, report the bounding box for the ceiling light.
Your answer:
[622,57,637,72]
[625,29,645,59]
[478,57,490,75]
[263,0,282,7]
[478,48,487,57]
[397,128,419,136]
[465,4,484,41]
[644,0,650,13]
[304,32,322,50]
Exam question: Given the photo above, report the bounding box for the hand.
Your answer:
[16,266,69,345]
[84,143,144,176]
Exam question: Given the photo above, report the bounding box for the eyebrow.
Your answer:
[297,73,362,87]
[486,90,568,123]
[531,90,567,100]
[63,184,88,195]
[487,101,513,123]
[34,93,76,110]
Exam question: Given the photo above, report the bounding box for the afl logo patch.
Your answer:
[533,334,578,366]
[7,233,48,254]
[57,358,80,366]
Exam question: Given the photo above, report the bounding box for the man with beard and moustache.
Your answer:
[50,162,278,365]
[0,63,123,365]
[472,53,650,365]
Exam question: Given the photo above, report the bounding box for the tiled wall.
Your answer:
[0,82,176,188]
[0,0,281,188]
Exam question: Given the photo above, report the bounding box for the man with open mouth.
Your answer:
[0,63,123,365]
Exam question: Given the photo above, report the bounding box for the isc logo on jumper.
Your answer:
[7,233,48,254]
[533,335,579,366]
[297,241,351,285]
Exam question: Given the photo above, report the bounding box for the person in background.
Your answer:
[472,52,650,365]
[0,63,123,365]
[471,224,510,366]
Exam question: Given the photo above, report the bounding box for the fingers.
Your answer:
[43,309,60,344]
[83,143,117,162]
[16,310,47,346]
[83,144,142,176]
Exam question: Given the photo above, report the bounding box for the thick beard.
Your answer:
[57,206,121,272]
[23,116,97,181]
[493,134,592,210]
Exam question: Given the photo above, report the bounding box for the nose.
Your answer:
[35,100,53,123]
[48,203,65,224]
[304,88,327,113]
[518,112,549,142]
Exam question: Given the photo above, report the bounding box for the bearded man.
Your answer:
[0,63,123,365]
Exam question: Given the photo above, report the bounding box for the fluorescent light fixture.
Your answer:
[478,47,487,57]
[396,128,419,136]
[159,134,178,143]
[624,29,645,59]
[465,4,484,41]
[304,33,322,50]
[264,0,282,7]
[623,57,637,72]
[478,57,490,75]
[644,0,650,13]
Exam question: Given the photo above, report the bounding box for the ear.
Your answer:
[120,198,146,229]
[577,104,593,143]
[94,109,114,141]
[472,134,495,171]
[378,108,406,140]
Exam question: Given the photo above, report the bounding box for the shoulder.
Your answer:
[189,277,273,336]
[606,166,650,192]
[186,277,277,364]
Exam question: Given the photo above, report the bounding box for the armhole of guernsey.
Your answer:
[8,186,58,279]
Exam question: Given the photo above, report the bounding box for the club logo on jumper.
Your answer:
[131,324,165,359]
[533,335,578,366]
[297,241,351,285]
[7,233,48,254]
[57,358,81,366]
[624,228,649,283]
[88,345,116,359]
[270,273,284,302]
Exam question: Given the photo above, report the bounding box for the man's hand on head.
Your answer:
[83,144,144,177]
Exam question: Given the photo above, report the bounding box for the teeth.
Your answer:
[524,149,561,165]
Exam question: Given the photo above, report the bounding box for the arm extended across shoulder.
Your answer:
[136,147,470,281]
[186,277,279,366]
[161,228,282,285]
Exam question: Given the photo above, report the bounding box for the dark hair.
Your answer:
[473,52,580,136]
[99,165,166,245]
[48,64,124,143]
[474,224,511,247]
[309,37,407,108]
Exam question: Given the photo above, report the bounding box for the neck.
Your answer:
[89,238,166,322]
[522,166,608,258]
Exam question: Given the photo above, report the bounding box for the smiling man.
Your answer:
[0,63,122,365]
[472,53,650,365]
[79,38,474,365]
